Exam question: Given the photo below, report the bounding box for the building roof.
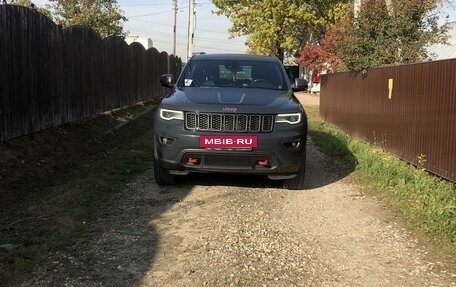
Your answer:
[427,21,456,60]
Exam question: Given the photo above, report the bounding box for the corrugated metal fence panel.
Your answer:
[320,59,456,183]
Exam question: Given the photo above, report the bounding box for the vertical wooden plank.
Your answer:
[1,6,181,142]
[0,5,11,141]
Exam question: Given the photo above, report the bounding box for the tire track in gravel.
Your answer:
[139,141,455,287]
[20,93,456,286]
[21,142,456,287]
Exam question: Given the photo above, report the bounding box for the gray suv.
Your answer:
[154,54,307,189]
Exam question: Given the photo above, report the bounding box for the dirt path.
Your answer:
[21,93,455,287]
[295,91,320,107]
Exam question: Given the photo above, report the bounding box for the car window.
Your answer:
[177,59,287,90]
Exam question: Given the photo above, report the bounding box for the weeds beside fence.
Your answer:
[307,105,455,256]
[320,59,456,183]
[0,5,181,142]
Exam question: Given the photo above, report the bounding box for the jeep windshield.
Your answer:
[176,60,288,91]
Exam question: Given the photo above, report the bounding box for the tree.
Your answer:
[212,0,350,62]
[48,0,127,37]
[297,19,349,72]
[298,0,449,72]
[7,0,52,18]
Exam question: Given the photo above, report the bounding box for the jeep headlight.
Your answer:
[275,113,301,124]
[160,108,184,121]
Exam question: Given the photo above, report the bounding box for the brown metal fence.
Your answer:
[320,59,456,183]
[0,5,182,142]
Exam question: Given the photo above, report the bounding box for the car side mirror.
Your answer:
[291,78,308,92]
[160,74,175,88]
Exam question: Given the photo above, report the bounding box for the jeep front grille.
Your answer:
[185,113,274,133]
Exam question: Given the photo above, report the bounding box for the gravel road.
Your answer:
[21,93,455,287]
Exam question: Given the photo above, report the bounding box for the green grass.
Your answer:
[2,103,455,284]
[307,106,456,246]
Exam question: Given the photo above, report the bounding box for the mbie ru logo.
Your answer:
[204,138,253,145]
[200,135,258,148]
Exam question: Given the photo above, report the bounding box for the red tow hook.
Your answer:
[257,160,270,167]
[187,157,200,165]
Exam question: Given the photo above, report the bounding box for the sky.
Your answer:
[32,0,248,60]
[31,0,456,60]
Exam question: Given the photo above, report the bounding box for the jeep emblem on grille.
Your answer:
[223,107,237,112]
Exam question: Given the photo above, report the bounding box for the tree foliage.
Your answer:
[212,0,350,61]
[6,0,52,18]
[48,0,127,37]
[297,23,348,72]
[298,0,449,72]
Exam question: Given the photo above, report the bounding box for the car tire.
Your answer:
[283,156,306,190]
[154,158,175,185]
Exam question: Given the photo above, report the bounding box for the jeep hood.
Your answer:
[161,87,299,111]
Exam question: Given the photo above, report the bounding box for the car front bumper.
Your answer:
[154,123,306,177]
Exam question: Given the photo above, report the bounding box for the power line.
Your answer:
[127,17,244,39]
[132,30,244,47]
[120,0,246,56]
[127,23,245,50]
[129,10,173,17]
[119,2,173,6]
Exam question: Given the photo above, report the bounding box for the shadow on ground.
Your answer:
[0,104,356,286]
[0,103,193,286]
[304,132,357,189]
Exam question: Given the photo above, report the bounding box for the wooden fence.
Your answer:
[0,5,182,142]
[320,59,456,183]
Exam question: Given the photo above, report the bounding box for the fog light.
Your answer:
[283,140,301,150]
[159,136,175,145]
[291,141,301,149]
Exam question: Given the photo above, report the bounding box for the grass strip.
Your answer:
[0,110,155,286]
[306,106,456,246]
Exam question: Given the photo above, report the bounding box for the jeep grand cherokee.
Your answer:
[154,54,307,189]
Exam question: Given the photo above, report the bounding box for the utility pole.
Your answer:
[385,0,393,15]
[173,0,177,55]
[354,0,361,18]
[187,0,195,60]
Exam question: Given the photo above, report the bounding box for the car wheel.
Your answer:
[154,158,175,185]
[283,156,306,190]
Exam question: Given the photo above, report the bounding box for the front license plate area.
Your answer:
[200,135,258,149]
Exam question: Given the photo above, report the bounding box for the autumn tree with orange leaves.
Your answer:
[212,0,351,62]
[298,0,449,73]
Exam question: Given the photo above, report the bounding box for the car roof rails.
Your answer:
[189,52,206,59]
